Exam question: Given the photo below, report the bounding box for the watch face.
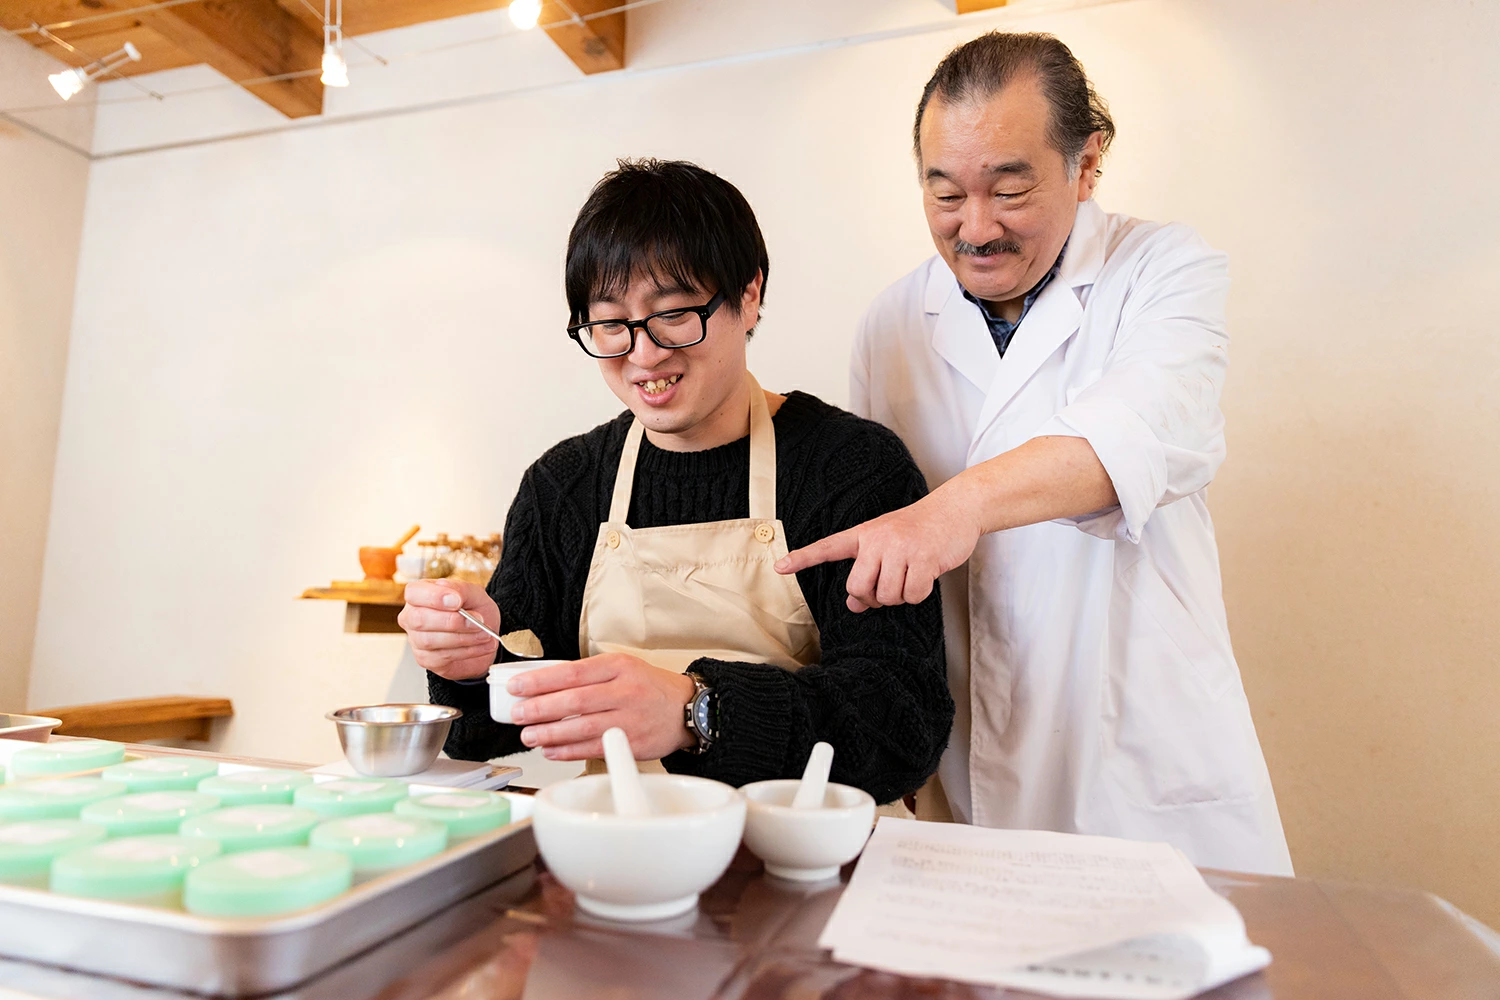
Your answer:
[693,696,712,737]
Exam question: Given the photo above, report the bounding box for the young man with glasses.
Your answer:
[400,159,953,804]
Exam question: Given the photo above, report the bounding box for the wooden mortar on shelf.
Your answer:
[359,524,420,581]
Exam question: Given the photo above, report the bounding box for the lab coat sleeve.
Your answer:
[1031,228,1230,543]
[849,306,874,420]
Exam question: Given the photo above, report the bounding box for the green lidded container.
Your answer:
[0,820,107,888]
[8,740,126,781]
[0,778,128,821]
[102,757,221,793]
[309,814,447,875]
[197,768,313,807]
[184,847,352,917]
[394,791,510,839]
[293,779,408,818]
[80,791,221,837]
[51,834,221,906]
[179,805,319,853]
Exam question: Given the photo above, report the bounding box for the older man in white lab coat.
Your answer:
[778,33,1292,875]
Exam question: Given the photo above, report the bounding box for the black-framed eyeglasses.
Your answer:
[566,291,727,359]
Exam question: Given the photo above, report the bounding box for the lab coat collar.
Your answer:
[975,200,1107,441]
[927,260,998,393]
[1059,198,1107,291]
[924,199,1108,418]
[923,254,957,316]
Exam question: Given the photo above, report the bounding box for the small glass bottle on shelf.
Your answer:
[422,534,454,580]
[451,536,489,585]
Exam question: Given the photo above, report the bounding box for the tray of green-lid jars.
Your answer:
[0,740,534,997]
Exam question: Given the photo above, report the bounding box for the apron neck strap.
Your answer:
[609,421,647,523]
[608,371,777,523]
[745,372,776,520]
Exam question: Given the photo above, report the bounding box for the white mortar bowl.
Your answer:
[532,773,745,922]
[740,779,876,882]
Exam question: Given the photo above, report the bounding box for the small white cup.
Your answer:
[394,554,425,583]
[488,660,567,723]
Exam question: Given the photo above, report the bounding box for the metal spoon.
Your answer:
[457,607,502,643]
[459,607,545,660]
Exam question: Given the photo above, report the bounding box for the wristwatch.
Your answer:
[682,671,718,754]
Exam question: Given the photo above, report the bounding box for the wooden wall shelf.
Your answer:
[37,696,234,743]
[300,580,407,634]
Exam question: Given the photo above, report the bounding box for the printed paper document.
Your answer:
[818,818,1270,999]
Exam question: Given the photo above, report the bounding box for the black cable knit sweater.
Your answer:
[428,391,953,804]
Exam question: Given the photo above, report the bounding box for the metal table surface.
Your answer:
[2,847,1497,1000]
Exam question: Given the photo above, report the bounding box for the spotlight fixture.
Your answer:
[48,41,141,101]
[509,0,542,30]
[321,41,348,86]
[47,67,84,100]
[320,0,349,87]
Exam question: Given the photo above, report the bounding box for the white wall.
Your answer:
[0,34,93,714]
[25,0,1500,924]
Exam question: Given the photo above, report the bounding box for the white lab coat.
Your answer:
[852,199,1293,875]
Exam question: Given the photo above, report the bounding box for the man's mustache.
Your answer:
[954,238,1022,257]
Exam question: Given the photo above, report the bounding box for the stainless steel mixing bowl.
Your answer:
[326,704,462,777]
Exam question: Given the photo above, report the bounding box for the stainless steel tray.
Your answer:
[0,713,62,741]
[0,792,537,997]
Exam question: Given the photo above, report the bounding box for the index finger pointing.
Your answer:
[775,529,860,575]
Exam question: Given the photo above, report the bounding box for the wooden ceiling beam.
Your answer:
[0,0,322,116]
[274,0,509,39]
[37,24,201,77]
[0,0,121,34]
[0,0,183,77]
[139,0,324,117]
[1,0,635,110]
[542,0,624,75]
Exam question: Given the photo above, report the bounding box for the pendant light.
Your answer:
[48,41,141,100]
[509,0,542,30]
[321,0,349,87]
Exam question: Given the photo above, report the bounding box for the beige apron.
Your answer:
[577,373,821,773]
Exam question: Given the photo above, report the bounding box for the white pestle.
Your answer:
[790,741,835,809]
[601,727,652,818]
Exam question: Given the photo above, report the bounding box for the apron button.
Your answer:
[607,530,621,549]
[754,523,775,544]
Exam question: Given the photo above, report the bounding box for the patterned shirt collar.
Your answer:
[960,239,1069,358]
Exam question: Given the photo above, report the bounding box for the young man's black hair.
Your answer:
[565,158,769,332]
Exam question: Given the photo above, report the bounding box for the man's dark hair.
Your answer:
[913,32,1115,173]
[565,158,769,332]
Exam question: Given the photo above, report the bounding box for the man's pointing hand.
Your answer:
[775,489,981,612]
